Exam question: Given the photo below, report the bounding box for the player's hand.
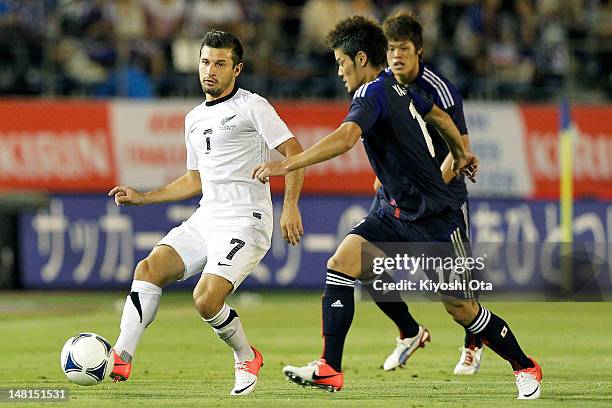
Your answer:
[452,151,479,183]
[462,150,479,183]
[280,205,304,245]
[108,186,146,206]
[251,162,289,183]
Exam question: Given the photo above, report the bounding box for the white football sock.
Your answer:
[204,304,254,362]
[114,280,162,360]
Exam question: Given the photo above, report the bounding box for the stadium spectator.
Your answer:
[0,0,610,100]
[0,0,45,95]
[142,0,186,41]
[298,0,351,56]
[105,0,147,41]
[104,0,164,96]
[591,0,612,97]
[184,0,244,37]
[488,15,535,97]
[54,37,107,95]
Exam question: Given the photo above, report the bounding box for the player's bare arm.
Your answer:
[440,135,479,183]
[275,138,305,245]
[108,170,202,206]
[423,106,477,178]
[252,122,361,182]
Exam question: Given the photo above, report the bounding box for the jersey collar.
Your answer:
[205,86,239,107]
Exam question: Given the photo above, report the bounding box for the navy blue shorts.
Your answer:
[355,197,469,243]
[352,198,476,299]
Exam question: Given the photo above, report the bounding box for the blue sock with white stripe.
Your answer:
[466,305,533,370]
[321,269,355,372]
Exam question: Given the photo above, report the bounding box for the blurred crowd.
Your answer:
[0,0,611,100]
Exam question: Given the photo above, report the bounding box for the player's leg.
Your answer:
[112,217,208,382]
[443,299,532,371]
[455,201,484,374]
[193,228,268,396]
[193,274,256,364]
[361,270,430,371]
[111,244,185,381]
[321,233,365,371]
[285,229,425,391]
[362,271,420,340]
[283,233,365,392]
[361,193,422,344]
[353,209,427,370]
[437,211,541,399]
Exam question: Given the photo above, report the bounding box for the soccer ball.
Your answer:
[60,333,114,386]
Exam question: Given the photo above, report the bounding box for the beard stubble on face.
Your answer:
[202,76,232,97]
[203,84,222,97]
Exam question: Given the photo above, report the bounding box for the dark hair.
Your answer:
[382,12,423,50]
[326,15,387,68]
[200,30,243,66]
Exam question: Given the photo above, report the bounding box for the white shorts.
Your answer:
[156,209,271,290]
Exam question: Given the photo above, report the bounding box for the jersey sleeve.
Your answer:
[185,114,198,170]
[342,84,383,134]
[446,97,468,135]
[409,90,434,117]
[246,94,294,149]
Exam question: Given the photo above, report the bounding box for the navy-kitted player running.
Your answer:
[253,16,542,399]
[364,12,485,375]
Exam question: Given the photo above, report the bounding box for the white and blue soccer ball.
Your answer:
[60,333,114,386]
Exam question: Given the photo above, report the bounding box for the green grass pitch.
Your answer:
[1,291,611,407]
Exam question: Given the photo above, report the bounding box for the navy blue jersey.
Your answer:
[400,65,469,202]
[343,70,462,221]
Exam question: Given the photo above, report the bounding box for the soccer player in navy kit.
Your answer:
[253,16,542,399]
[365,12,485,375]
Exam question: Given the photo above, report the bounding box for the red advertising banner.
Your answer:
[521,105,612,199]
[110,101,193,190]
[0,101,116,192]
[271,101,375,195]
[0,100,610,199]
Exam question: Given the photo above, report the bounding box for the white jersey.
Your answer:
[185,87,293,228]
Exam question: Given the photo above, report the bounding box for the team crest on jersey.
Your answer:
[219,114,238,130]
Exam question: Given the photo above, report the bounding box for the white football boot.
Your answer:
[515,358,542,400]
[382,326,431,371]
[453,346,484,375]
[283,359,343,392]
[230,347,263,396]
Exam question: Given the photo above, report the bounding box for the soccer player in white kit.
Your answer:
[106,30,305,396]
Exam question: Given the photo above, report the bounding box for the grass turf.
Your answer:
[0,291,611,407]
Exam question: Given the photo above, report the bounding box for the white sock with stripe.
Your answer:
[204,304,254,363]
[114,280,162,361]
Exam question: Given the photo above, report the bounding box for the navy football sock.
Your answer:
[321,269,355,372]
[464,329,483,348]
[466,305,533,370]
[363,272,420,338]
